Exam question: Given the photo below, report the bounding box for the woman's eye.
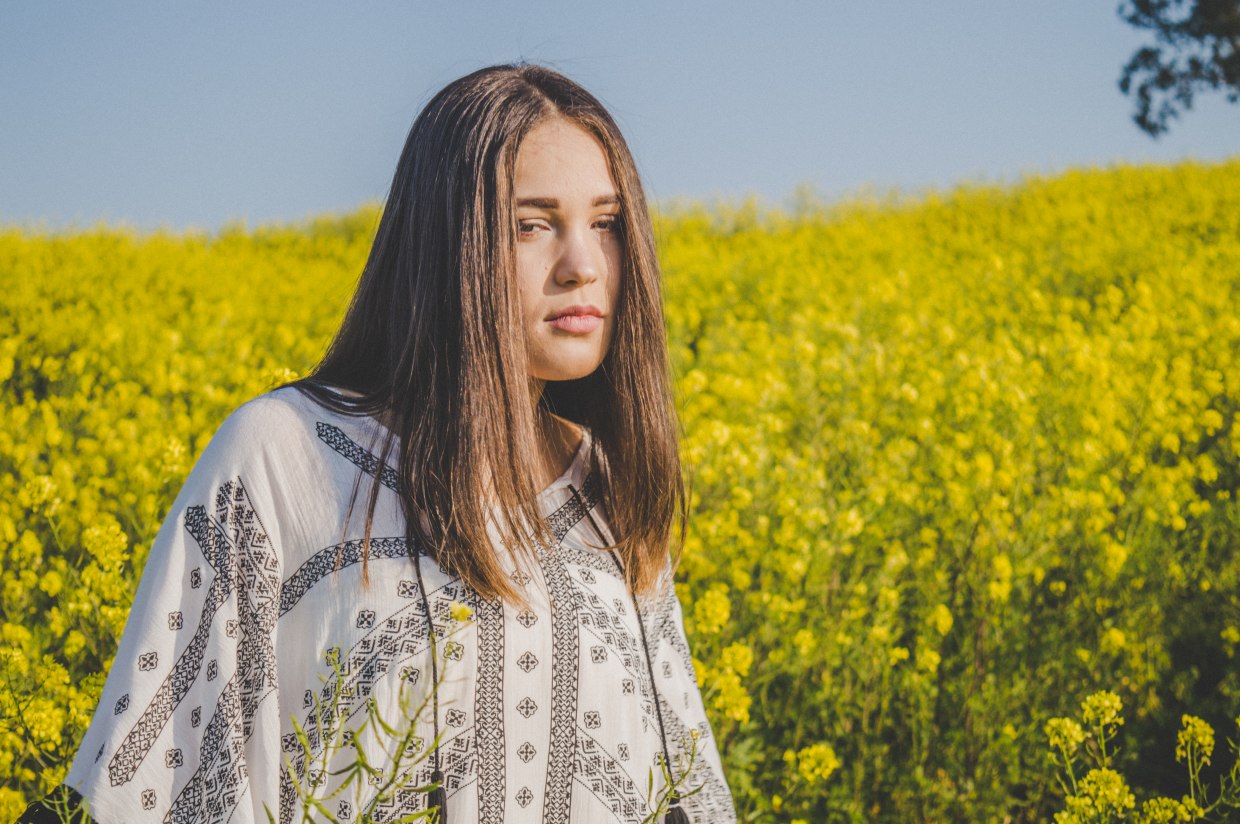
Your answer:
[517,221,542,236]
[595,215,620,232]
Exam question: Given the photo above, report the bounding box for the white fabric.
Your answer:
[66,387,736,824]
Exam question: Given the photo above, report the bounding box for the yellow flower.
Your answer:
[1138,797,1196,823]
[1100,627,1126,654]
[930,604,953,636]
[988,553,1013,603]
[692,586,731,635]
[448,601,474,623]
[0,788,27,824]
[1058,768,1135,821]
[837,507,864,539]
[81,517,129,566]
[720,643,754,677]
[19,476,62,518]
[792,743,840,784]
[38,569,63,598]
[1081,691,1123,731]
[1175,715,1214,765]
[711,670,751,724]
[1045,717,1086,757]
[1101,538,1129,579]
[916,648,941,673]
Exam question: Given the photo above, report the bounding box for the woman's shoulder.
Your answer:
[214,383,386,442]
[164,385,397,553]
[204,386,322,455]
[190,385,386,484]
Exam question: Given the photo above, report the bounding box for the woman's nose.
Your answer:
[553,228,601,286]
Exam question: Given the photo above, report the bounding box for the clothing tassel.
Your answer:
[428,768,447,821]
[664,796,690,824]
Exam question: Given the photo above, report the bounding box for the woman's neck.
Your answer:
[533,408,584,490]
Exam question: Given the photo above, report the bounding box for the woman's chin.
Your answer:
[530,358,605,384]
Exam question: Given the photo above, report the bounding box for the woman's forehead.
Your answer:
[513,118,617,203]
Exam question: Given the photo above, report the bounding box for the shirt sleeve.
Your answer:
[649,579,738,823]
[62,396,296,824]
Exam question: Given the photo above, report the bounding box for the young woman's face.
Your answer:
[513,117,623,384]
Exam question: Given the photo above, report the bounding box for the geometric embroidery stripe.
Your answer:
[314,421,400,491]
[165,677,242,824]
[574,734,641,822]
[108,479,255,786]
[234,481,282,751]
[660,598,700,699]
[288,596,432,776]
[651,585,677,644]
[536,474,605,822]
[658,688,735,820]
[540,547,581,824]
[546,472,602,541]
[162,475,279,824]
[536,475,606,821]
[279,767,297,824]
[188,478,275,824]
[279,536,415,616]
[474,595,505,823]
[561,544,621,576]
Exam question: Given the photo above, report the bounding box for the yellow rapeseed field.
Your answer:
[2,158,1239,821]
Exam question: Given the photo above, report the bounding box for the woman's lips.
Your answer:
[547,314,603,333]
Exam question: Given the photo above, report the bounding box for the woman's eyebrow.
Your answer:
[514,194,621,208]
[516,197,559,208]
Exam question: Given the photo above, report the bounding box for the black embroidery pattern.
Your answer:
[474,593,505,822]
[559,542,619,576]
[573,568,655,723]
[279,536,414,616]
[371,733,478,822]
[308,420,519,821]
[108,477,277,793]
[283,570,486,821]
[651,586,736,821]
[545,472,603,539]
[660,594,701,709]
[167,478,282,824]
[575,734,642,822]
[278,766,297,824]
[315,421,400,491]
[538,476,603,824]
[542,539,580,824]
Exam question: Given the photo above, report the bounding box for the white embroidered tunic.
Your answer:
[65,387,736,824]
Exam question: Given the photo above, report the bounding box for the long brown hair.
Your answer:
[285,63,684,604]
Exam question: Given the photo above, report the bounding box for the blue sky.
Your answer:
[2,1,1237,232]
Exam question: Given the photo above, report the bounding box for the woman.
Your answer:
[33,64,735,823]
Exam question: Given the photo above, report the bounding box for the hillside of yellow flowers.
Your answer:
[2,157,1239,822]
